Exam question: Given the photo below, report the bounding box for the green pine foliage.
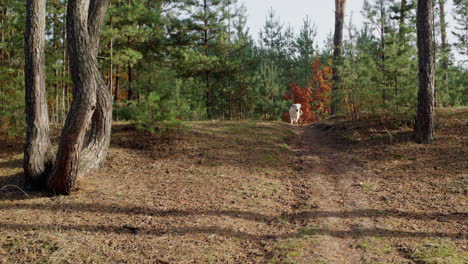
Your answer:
[122,69,187,133]
[0,0,26,136]
[1,0,467,135]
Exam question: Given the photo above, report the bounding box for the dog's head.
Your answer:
[291,104,301,113]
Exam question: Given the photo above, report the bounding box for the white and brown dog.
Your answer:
[289,104,303,124]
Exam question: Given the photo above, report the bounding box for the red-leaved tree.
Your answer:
[310,58,332,117]
[283,58,332,124]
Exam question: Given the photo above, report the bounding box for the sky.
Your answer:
[239,0,462,59]
[240,0,366,46]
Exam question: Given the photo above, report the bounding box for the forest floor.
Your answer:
[0,108,467,264]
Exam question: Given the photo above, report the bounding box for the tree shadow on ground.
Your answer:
[0,172,49,201]
[0,157,22,169]
[0,201,466,228]
[109,122,297,173]
[0,221,463,241]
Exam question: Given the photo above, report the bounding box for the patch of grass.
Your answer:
[269,239,301,264]
[358,239,371,249]
[115,191,126,200]
[362,183,378,192]
[358,237,394,258]
[410,239,467,264]
[279,143,293,152]
[261,153,278,161]
[297,225,317,238]
[269,231,319,264]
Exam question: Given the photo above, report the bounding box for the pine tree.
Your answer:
[415,0,435,144]
[295,17,317,88]
[452,0,468,57]
[331,0,347,115]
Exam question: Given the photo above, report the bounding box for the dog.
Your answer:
[289,104,303,124]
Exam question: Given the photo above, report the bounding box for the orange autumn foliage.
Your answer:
[283,84,318,123]
[310,58,332,117]
[283,58,332,124]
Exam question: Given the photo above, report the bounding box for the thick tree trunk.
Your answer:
[80,0,113,177]
[415,0,435,144]
[24,0,55,188]
[48,0,111,194]
[331,0,347,115]
[79,73,112,178]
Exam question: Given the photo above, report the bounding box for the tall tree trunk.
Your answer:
[61,16,67,125]
[380,2,386,105]
[127,63,133,100]
[109,11,113,93]
[415,0,435,144]
[0,6,4,127]
[438,0,449,106]
[432,1,438,107]
[331,0,347,115]
[115,66,120,103]
[399,0,407,44]
[53,0,60,126]
[79,0,113,178]
[203,0,212,119]
[126,0,133,101]
[48,0,111,194]
[24,0,55,188]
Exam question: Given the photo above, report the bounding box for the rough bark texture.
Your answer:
[48,0,111,194]
[331,0,346,115]
[24,0,55,188]
[80,0,113,178]
[415,0,435,144]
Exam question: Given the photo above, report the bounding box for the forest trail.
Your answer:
[1,110,467,264]
[288,125,372,263]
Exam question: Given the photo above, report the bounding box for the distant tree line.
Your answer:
[0,0,467,136]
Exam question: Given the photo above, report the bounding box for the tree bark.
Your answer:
[48,0,111,194]
[331,0,347,115]
[24,0,55,188]
[80,0,113,178]
[415,0,435,144]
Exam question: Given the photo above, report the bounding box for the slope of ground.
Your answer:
[0,108,466,263]
[313,107,467,263]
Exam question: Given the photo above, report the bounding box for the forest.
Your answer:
[0,0,467,263]
[1,0,466,135]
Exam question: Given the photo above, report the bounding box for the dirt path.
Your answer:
[2,114,466,264]
[290,124,374,263]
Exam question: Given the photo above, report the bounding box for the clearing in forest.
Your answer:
[0,108,467,263]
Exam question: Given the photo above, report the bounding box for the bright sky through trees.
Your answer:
[241,0,465,62]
